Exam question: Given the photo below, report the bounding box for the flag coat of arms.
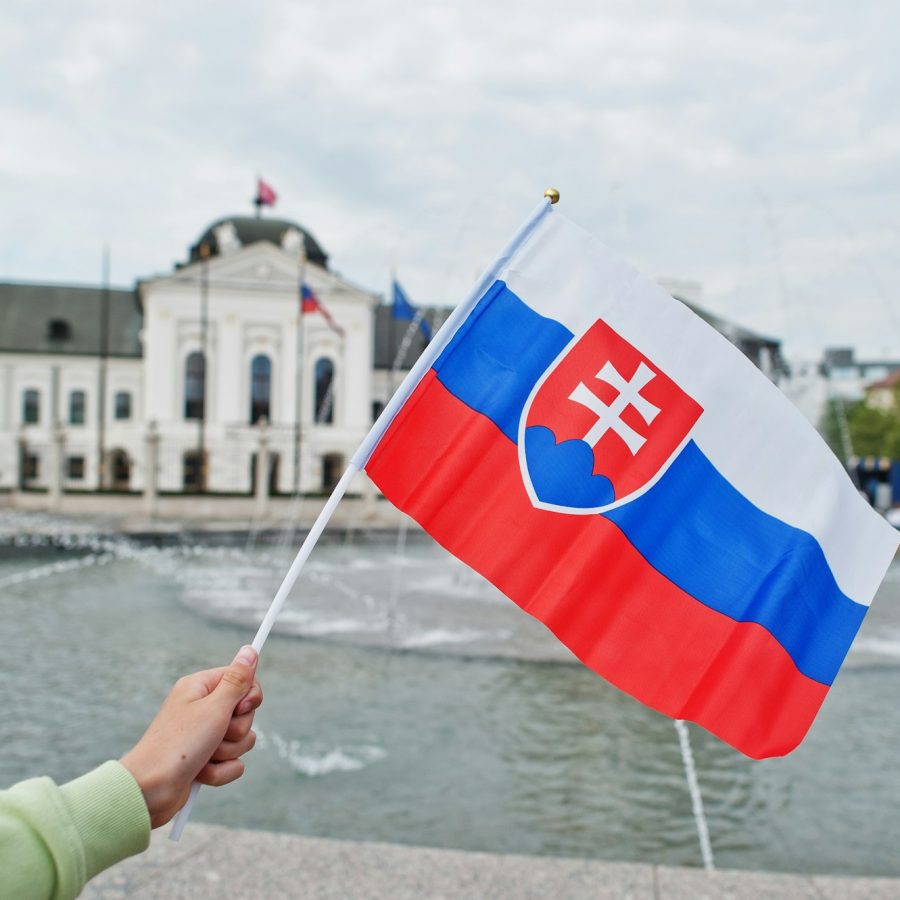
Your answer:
[365,208,900,758]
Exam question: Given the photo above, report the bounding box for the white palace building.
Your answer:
[0,213,438,508]
[0,211,784,512]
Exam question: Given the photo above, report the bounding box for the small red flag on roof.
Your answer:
[256,178,277,207]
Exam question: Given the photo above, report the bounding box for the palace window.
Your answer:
[69,390,86,425]
[47,319,71,341]
[114,391,132,420]
[249,355,272,424]
[184,352,206,420]
[314,358,334,425]
[67,456,85,480]
[22,389,39,424]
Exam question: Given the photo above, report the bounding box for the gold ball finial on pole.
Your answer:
[544,188,560,204]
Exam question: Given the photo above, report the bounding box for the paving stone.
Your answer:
[656,864,819,899]
[811,874,900,900]
[83,825,900,900]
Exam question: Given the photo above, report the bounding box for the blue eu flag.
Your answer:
[392,280,432,342]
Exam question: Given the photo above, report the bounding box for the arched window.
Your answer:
[184,351,205,420]
[69,390,86,425]
[22,389,39,424]
[314,358,335,425]
[249,355,272,424]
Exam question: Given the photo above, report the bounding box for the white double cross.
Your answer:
[568,360,660,455]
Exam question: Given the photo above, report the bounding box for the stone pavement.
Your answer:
[82,824,900,899]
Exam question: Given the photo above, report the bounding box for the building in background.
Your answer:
[820,347,900,402]
[0,214,375,497]
[0,282,142,493]
[782,347,900,432]
[0,215,788,504]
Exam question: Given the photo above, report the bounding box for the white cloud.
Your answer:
[0,0,898,357]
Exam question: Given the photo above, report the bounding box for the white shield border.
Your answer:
[517,328,699,515]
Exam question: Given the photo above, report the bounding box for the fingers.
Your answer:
[221,680,261,743]
[172,666,229,701]
[224,708,255,743]
[235,681,263,717]
[211,729,256,762]
[173,658,262,712]
[209,646,259,710]
[197,758,245,788]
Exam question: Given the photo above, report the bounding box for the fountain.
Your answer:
[3,507,900,876]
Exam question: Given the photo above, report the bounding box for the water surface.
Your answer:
[2,515,899,876]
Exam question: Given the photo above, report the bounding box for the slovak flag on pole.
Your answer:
[256,178,277,207]
[301,283,344,337]
[363,200,900,759]
[169,194,899,840]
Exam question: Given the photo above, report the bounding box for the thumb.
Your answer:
[210,645,258,709]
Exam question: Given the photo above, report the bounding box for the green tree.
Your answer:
[820,393,900,460]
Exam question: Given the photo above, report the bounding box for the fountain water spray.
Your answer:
[674,719,715,871]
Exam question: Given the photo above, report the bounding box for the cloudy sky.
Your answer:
[2,1,899,359]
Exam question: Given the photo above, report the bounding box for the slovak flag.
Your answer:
[301,283,344,337]
[366,207,900,758]
[256,178,277,207]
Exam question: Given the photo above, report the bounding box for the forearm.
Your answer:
[0,762,150,900]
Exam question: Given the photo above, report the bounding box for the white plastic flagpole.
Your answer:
[169,191,557,841]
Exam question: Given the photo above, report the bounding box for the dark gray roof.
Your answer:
[374,304,448,370]
[189,216,328,268]
[0,281,142,357]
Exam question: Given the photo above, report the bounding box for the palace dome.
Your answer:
[189,215,329,269]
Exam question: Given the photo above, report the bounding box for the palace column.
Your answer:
[144,420,160,517]
[48,423,65,511]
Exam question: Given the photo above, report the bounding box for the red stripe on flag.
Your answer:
[366,370,829,758]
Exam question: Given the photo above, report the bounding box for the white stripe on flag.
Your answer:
[502,211,899,606]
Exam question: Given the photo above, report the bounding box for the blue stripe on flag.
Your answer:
[434,280,571,442]
[605,443,866,685]
[432,279,864,685]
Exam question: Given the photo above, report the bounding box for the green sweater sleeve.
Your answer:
[0,761,151,900]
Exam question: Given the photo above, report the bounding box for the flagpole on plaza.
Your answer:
[293,251,307,495]
[197,244,210,492]
[169,189,559,841]
[96,245,110,490]
[254,173,263,218]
